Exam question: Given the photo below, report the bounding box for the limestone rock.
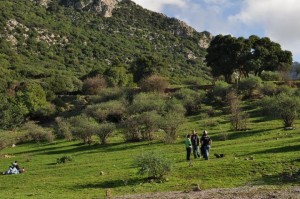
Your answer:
[198,31,213,49]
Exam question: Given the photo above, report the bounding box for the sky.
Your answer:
[132,0,300,62]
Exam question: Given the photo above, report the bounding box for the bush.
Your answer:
[67,115,100,144]
[89,87,125,103]
[139,74,169,93]
[210,81,231,103]
[238,76,262,97]
[173,88,205,115]
[135,152,171,180]
[160,111,186,143]
[275,85,296,96]
[259,82,277,96]
[122,115,141,142]
[55,117,73,141]
[138,111,161,140]
[226,91,249,131]
[85,100,126,123]
[57,155,73,164]
[82,75,107,95]
[97,122,116,144]
[260,94,300,128]
[261,71,280,81]
[128,93,165,114]
[21,121,55,143]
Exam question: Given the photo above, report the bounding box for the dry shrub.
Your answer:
[83,75,107,95]
[140,75,169,93]
[21,121,55,143]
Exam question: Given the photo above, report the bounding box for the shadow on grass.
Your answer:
[42,141,153,155]
[228,127,282,140]
[75,178,143,189]
[253,173,300,186]
[12,142,72,155]
[248,144,300,155]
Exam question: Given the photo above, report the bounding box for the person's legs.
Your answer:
[192,146,197,158]
[196,146,201,158]
[186,147,191,161]
[204,145,210,160]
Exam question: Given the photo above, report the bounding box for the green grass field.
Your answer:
[0,105,299,198]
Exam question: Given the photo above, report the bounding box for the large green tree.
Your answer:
[206,35,293,82]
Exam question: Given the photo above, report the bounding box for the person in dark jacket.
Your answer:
[200,130,212,160]
[184,134,192,161]
[191,130,200,158]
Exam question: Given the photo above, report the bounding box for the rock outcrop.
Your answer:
[198,31,213,49]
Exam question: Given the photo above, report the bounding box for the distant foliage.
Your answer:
[135,152,172,180]
[128,93,165,114]
[260,71,281,81]
[259,82,277,96]
[55,117,73,141]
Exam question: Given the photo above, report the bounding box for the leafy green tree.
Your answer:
[15,82,49,115]
[130,55,168,82]
[206,35,292,82]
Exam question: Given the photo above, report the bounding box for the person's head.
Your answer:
[192,130,196,135]
[203,130,208,135]
[186,134,191,138]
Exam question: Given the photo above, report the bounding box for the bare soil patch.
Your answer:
[113,186,300,199]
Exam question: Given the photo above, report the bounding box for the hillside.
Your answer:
[0,0,212,89]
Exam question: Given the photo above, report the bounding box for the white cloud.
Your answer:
[132,0,186,12]
[230,0,300,60]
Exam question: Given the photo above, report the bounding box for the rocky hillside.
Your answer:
[0,0,212,90]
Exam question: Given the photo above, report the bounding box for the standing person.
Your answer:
[200,130,212,160]
[184,134,192,161]
[191,130,200,158]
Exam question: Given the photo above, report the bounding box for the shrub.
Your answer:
[89,87,125,103]
[259,82,277,96]
[138,111,162,140]
[122,115,141,142]
[275,85,296,96]
[85,100,126,123]
[67,114,100,144]
[82,75,107,95]
[21,121,55,143]
[97,122,116,144]
[173,88,205,115]
[210,81,231,103]
[261,71,280,81]
[238,76,262,97]
[128,93,165,114]
[57,155,73,164]
[55,117,73,141]
[139,74,169,93]
[135,152,171,180]
[160,111,186,143]
[226,91,249,131]
[260,94,300,128]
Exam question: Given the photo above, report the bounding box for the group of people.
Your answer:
[184,130,212,161]
[2,161,25,175]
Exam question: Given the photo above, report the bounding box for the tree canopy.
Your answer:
[206,34,293,83]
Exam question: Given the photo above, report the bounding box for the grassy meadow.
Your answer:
[0,102,300,199]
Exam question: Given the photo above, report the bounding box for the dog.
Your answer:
[214,153,225,158]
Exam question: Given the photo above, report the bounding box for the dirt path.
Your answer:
[113,186,300,199]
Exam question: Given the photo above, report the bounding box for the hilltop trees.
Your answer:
[206,35,293,82]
